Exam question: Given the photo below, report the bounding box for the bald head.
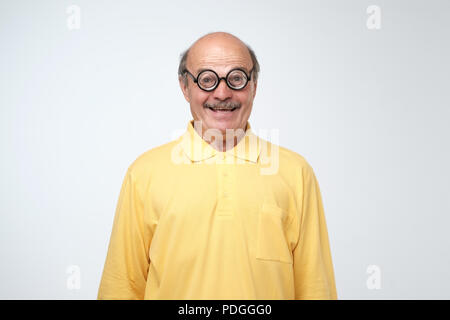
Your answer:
[178,32,259,85]
[178,32,259,138]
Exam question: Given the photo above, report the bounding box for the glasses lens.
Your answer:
[198,71,218,90]
[227,70,247,89]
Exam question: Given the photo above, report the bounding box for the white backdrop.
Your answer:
[1,0,449,299]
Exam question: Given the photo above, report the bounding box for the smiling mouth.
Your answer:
[206,107,239,112]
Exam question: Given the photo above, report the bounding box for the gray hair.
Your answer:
[178,42,260,86]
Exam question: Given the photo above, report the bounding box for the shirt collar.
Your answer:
[180,119,262,163]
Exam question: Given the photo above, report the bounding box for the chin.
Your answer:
[211,120,238,130]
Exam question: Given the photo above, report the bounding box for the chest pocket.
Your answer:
[255,202,293,264]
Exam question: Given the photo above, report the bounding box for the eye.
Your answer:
[228,70,247,87]
[198,71,217,88]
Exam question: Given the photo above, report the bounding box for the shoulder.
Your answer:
[281,145,317,183]
[125,138,180,180]
[278,145,312,169]
[259,137,315,176]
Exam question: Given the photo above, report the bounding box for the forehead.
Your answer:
[188,39,252,73]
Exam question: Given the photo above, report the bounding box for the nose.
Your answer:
[212,78,232,101]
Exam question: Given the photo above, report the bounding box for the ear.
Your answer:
[179,76,191,103]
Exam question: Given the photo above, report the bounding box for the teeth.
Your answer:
[209,108,235,111]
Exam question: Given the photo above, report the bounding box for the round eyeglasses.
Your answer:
[183,67,254,92]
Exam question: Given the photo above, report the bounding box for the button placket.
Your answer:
[216,153,235,217]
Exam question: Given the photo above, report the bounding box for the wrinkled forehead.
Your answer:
[187,41,253,74]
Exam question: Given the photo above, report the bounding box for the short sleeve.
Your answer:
[97,167,154,300]
[292,163,338,300]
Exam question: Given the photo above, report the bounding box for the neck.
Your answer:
[193,121,248,152]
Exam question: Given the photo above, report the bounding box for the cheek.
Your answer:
[191,90,210,106]
[236,90,253,106]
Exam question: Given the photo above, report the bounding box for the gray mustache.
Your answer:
[204,101,241,110]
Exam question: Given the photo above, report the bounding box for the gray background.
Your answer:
[1,0,449,299]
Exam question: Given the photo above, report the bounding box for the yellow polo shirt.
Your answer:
[97,119,337,300]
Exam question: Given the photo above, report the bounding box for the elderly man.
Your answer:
[97,32,337,300]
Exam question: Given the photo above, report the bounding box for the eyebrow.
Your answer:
[195,66,250,75]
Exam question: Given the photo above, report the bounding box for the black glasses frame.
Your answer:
[183,66,255,92]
